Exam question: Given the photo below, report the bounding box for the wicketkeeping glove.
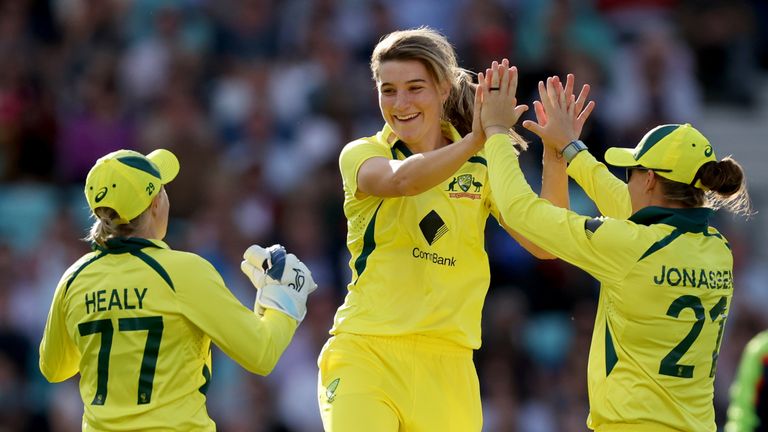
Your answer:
[240,244,317,323]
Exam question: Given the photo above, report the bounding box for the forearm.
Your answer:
[485,133,630,282]
[393,133,482,195]
[218,308,298,375]
[566,151,632,219]
[506,147,569,260]
[541,146,569,209]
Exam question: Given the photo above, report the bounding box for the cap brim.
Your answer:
[147,149,179,184]
[604,147,639,168]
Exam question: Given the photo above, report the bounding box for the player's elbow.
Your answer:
[243,356,279,376]
[388,175,416,196]
[39,361,70,383]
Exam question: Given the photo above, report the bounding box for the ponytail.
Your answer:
[658,156,752,216]
[698,157,752,216]
[85,206,153,246]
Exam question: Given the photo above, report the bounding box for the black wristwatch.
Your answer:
[560,140,587,163]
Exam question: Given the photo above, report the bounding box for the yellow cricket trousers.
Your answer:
[317,333,482,431]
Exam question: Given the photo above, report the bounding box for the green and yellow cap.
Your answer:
[85,149,179,224]
[605,123,716,188]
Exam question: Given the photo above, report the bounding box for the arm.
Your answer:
[478,66,641,280]
[499,123,570,260]
[486,134,641,282]
[39,278,81,382]
[725,331,768,432]
[481,63,567,260]
[177,257,297,376]
[567,151,633,219]
[523,75,631,218]
[357,133,483,197]
[358,85,486,198]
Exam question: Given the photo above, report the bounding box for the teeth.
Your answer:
[395,113,418,120]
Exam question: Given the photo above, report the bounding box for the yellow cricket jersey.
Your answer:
[39,237,297,431]
[486,135,733,432]
[332,123,500,349]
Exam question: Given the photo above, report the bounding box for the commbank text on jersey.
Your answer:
[653,265,733,289]
[85,288,148,314]
[411,247,456,267]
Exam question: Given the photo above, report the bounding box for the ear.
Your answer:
[439,81,451,104]
[644,170,658,193]
[149,190,163,215]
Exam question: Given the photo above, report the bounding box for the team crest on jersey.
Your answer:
[325,378,340,403]
[447,173,482,199]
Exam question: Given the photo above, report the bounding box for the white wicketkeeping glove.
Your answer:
[240,244,318,323]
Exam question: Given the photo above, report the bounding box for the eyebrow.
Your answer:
[380,78,428,86]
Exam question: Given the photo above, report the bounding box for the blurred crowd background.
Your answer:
[1,0,767,431]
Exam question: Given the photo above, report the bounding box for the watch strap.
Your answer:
[561,140,587,163]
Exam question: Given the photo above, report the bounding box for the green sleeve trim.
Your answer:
[639,229,683,261]
[606,322,618,376]
[353,201,383,283]
[468,156,487,166]
[199,363,211,396]
[129,250,175,291]
[65,252,108,294]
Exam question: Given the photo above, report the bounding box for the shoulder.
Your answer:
[63,251,102,278]
[58,249,108,292]
[339,136,392,183]
[586,216,657,255]
[155,249,219,274]
[153,249,226,292]
[340,136,389,162]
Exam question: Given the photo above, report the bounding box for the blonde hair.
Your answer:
[86,205,153,246]
[371,27,527,149]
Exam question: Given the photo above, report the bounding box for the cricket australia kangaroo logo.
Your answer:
[447,173,482,199]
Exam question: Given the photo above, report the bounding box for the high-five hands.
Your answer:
[522,74,595,153]
[241,244,318,323]
[477,59,529,137]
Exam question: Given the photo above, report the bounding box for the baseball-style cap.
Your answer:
[605,123,716,189]
[84,149,179,224]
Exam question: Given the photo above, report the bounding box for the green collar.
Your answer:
[629,207,714,233]
[93,237,169,254]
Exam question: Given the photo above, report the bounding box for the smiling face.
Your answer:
[377,60,449,150]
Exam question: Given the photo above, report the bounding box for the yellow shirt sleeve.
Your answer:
[566,151,633,219]
[339,138,392,197]
[486,135,647,283]
[39,262,84,382]
[175,256,297,375]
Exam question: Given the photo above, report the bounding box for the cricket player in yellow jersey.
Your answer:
[39,148,317,431]
[316,29,589,431]
[480,65,751,431]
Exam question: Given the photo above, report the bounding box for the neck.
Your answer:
[409,129,448,153]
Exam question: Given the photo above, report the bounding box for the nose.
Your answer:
[393,91,410,111]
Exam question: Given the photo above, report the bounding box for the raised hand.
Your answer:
[522,74,595,153]
[241,244,318,323]
[477,59,528,137]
